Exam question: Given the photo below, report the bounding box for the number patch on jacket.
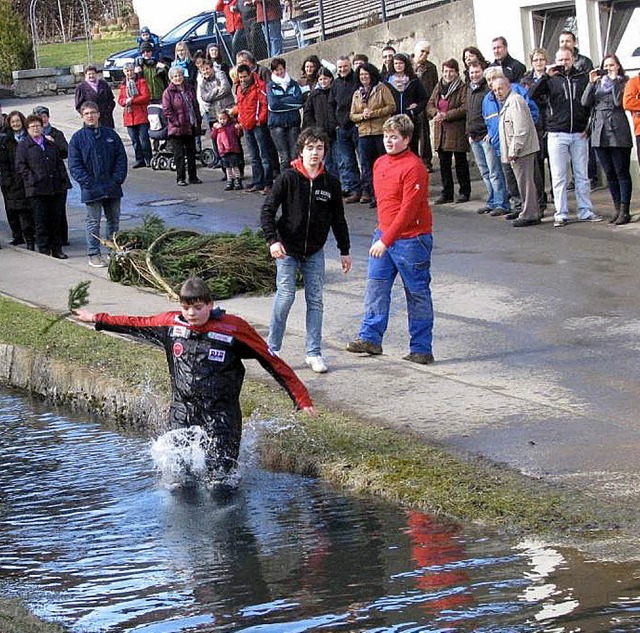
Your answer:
[208,349,226,362]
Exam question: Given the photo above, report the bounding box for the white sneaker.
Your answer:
[88,254,108,268]
[305,355,328,373]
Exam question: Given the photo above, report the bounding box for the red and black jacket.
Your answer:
[94,308,312,425]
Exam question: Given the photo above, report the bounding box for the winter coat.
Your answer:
[43,126,68,159]
[118,77,151,127]
[137,58,168,102]
[199,69,234,119]
[211,122,243,156]
[465,78,490,140]
[255,0,281,23]
[260,162,350,258]
[0,134,29,207]
[488,53,526,83]
[215,0,244,33]
[74,79,116,128]
[162,82,202,137]
[521,71,548,132]
[426,79,469,153]
[622,74,640,137]
[529,67,590,134]
[15,135,72,198]
[328,71,358,129]
[68,125,128,203]
[267,78,303,128]
[302,85,334,137]
[350,82,396,137]
[484,83,539,154]
[386,76,428,121]
[581,77,633,148]
[498,90,540,161]
[234,75,268,130]
[415,61,438,103]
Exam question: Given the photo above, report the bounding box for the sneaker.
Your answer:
[403,352,435,365]
[345,339,383,355]
[553,218,569,228]
[477,205,493,214]
[305,355,328,373]
[177,180,188,186]
[359,194,371,204]
[579,214,604,223]
[88,254,108,268]
[512,218,541,227]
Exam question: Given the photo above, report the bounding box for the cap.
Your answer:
[140,26,151,34]
[140,42,154,52]
[33,105,50,117]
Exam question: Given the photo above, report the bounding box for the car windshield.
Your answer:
[162,14,204,42]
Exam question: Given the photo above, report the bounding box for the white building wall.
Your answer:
[132,0,213,36]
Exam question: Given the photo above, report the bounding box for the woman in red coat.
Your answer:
[118,63,152,168]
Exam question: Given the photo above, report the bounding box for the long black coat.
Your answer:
[581,77,633,148]
[0,134,30,210]
[15,136,71,198]
[74,79,116,128]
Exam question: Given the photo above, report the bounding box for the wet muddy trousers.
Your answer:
[170,402,242,476]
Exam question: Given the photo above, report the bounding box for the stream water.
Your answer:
[1,386,639,632]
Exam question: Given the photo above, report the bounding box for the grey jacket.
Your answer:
[581,77,633,148]
[498,90,539,161]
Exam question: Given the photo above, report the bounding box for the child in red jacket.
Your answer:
[211,111,244,190]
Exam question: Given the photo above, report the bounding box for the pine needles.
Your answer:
[108,214,275,300]
[41,281,91,335]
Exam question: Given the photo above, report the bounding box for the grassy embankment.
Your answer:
[0,292,622,632]
[37,35,133,68]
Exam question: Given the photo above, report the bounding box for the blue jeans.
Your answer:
[126,123,152,164]
[261,19,283,56]
[358,134,385,198]
[289,18,307,48]
[335,125,361,194]
[85,198,120,256]
[268,250,325,357]
[244,124,273,189]
[594,146,633,205]
[547,132,594,220]
[470,138,509,209]
[358,230,434,354]
[270,126,300,172]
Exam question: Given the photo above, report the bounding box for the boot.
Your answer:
[224,179,234,191]
[609,202,621,224]
[26,241,35,251]
[614,202,631,226]
[233,178,243,190]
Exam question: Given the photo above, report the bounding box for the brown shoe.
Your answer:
[346,339,383,355]
[359,194,371,204]
[344,193,361,204]
[403,352,434,365]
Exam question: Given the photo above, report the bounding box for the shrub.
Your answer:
[0,0,33,84]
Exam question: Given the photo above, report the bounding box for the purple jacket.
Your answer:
[162,82,202,137]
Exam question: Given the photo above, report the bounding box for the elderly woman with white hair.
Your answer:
[162,66,203,186]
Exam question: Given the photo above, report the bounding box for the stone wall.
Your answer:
[0,343,168,433]
[11,64,102,98]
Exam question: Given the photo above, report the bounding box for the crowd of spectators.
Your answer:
[2,26,640,267]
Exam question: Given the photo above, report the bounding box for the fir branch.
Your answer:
[41,281,91,335]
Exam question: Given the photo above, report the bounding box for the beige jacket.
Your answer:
[350,82,396,137]
[498,90,539,162]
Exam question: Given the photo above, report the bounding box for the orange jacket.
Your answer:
[215,0,243,34]
[234,74,268,130]
[623,73,640,137]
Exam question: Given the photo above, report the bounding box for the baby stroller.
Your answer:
[148,103,215,171]
[148,103,173,171]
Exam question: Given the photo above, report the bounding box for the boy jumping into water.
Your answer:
[74,277,315,484]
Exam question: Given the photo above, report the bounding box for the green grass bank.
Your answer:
[38,36,133,68]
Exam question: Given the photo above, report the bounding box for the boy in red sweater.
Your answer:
[346,114,435,364]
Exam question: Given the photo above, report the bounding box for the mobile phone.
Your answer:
[546,64,563,73]
[595,69,607,77]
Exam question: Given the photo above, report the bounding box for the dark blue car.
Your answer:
[103,12,230,83]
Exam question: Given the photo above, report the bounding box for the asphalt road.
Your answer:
[2,93,640,525]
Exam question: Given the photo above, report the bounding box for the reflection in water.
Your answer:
[0,387,639,632]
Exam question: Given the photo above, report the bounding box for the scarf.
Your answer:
[358,84,373,104]
[271,72,291,90]
[14,129,26,143]
[439,76,462,100]
[178,88,197,127]
[174,58,190,79]
[126,78,139,99]
[599,75,615,94]
[86,78,100,93]
[33,135,46,150]
[388,73,410,92]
